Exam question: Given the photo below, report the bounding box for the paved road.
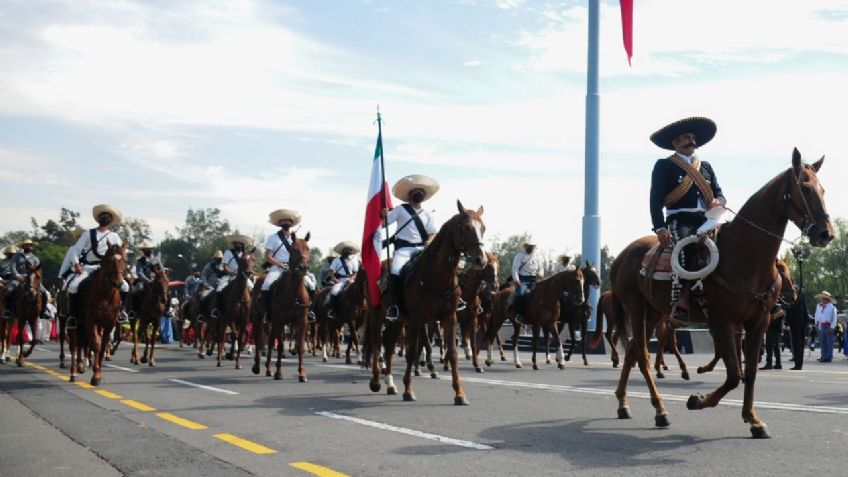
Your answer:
[2,340,846,476]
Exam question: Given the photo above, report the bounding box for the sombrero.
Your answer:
[139,241,155,250]
[3,246,16,255]
[333,241,360,255]
[225,234,253,247]
[392,175,439,202]
[524,239,537,247]
[650,117,717,150]
[815,291,834,301]
[71,226,85,241]
[92,204,123,227]
[557,253,571,262]
[268,209,301,226]
[17,238,37,248]
[212,250,224,259]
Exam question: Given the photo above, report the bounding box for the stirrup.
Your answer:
[117,311,129,324]
[385,305,399,322]
[66,316,78,330]
[196,314,205,323]
[262,312,271,324]
[456,298,467,312]
[1,309,11,320]
[210,308,220,319]
[307,311,317,324]
[327,309,336,319]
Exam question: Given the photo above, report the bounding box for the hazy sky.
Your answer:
[1,0,845,259]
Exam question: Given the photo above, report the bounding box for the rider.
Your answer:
[552,253,575,274]
[66,204,131,329]
[184,266,202,300]
[1,246,17,282]
[509,240,545,325]
[649,117,726,326]
[318,252,338,288]
[2,239,50,320]
[259,209,299,324]
[197,250,224,321]
[381,174,439,322]
[211,234,254,319]
[58,227,85,288]
[326,241,360,319]
[130,242,159,317]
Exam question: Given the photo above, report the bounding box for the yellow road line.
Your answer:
[156,412,208,430]
[95,390,123,399]
[75,381,95,389]
[57,375,70,381]
[45,369,61,376]
[213,433,277,454]
[121,399,156,412]
[289,461,350,477]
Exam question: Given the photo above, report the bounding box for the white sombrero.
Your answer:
[333,241,360,255]
[815,291,834,301]
[524,239,537,247]
[392,175,439,202]
[212,250,224,259]
[17,238,38,248]
[268,209,301,226]
[3,246,17,255]
[225,234,254,247]
[92,204,122,227]
[139,241,155,250]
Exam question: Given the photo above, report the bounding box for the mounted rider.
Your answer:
[57,227,85,287]
[326,241,360,319]
[381,174,439,321]
[129,241,160,317]
[2,239,49,320]
[0,246,17,281]
[197,250,224,320]
[211,234,254,319]
[258,209,300,323]
[649,116,726,326]
[66,204,131,328]
[509,240,545,325]
[318,251,338,288]
[552,253,575,274]
[184,266,202,300]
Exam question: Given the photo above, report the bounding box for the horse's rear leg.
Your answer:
[543,328,552,365]
[531,325,540,370]
[668,331,690,380]
[686,321,741,412]
[296,319,308,382]
[551,323,566,370]
[512,323,523,368]
[740,318,770,438]
[580,321,589,366]
[402,323,419,402]
[59,319,67,369]
[444,315,468,405]
[606,330,619,367]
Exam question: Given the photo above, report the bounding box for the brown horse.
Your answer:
[589,290,624,367]
[363,260,404,395]
[213,253,253,369]
[9,265,44,367]
[611,149,833,437]
[130,265,169,366]
[325,270,368,365]
[69,242,128,385]
[261,232,312,381]
[455,252,498,373]
[555,264,601,367]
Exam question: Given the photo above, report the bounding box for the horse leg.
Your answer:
[565,323,576,362]
[90,325,103,386]
[443,314,468,405]
[686,320,741,412]
[470,315,483,373]
[531,325,539,370]
[580,320,589,366]
[402,322,419,402]
[131,320,140,364]
[383,321,399,395]
[636,311,671,427]
[543,327,551,364]
[605,329,619,368]
[669,329,690,380]
[654,324,666,379]
[297,318,308,383]
[148,327,157,367]
[15,319,25,367]
[741,317,770,438]
[59,317,67,369]
[512,322,523,368]
[552,322,566,370]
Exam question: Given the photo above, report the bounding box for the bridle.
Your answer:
[783,166,828,237]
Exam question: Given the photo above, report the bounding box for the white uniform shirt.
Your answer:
[815,302,836,327]
[511,250,544,282]
[386,205,437,245]
[70,229,123,266]
[264,232,293,266]
[552,263,576,274]
[222,249,243,275]
[330,256,359,278]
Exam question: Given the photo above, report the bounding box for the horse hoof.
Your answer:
[686,394,702,410]
[402,392,416,402]
[443,364,450,372]
[545,359,552,364]
[663,365,669,371]
[69,375,77,383]
[299,376,307,383]
[251,364,260,375]
[216,362,221,368]
[235,364,242,370]
[322,357,328,363]
[558,363,565,370]
[454,396,470,406]
[612,361,619,368]
[59,363,67,369]
[369,382,381,393]
[696,367,708,374]
[266,370,272,377]
[655,414,671,428]
[532,364,539,371]
[140,356,147,364]
[564,356,571,362]
[90,377,101,386]
[414,369,421,377]
[225,352,234,361]
[438,358,444,364]
[500,356,507,362]
[656,372,665,379]
[515,364,523,369]
[149,362,156,367]
[475,367,484,373]
[750,426,771,439]
[345,358,351,365]
[430,372,438,379]
[198,354,205,359]
[104,356,111,361]
[387,386,398,395]
[485,360,492,367]
[682,371,690,381]
[17,361,23,367]
[583,361,589,366]
[274,372,282,380]
[617,408,632,419]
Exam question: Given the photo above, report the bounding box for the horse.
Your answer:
[69,242,128,385]
[9,264,44,367]
[611,149,833,437]
[589,290,624,367]
[363,260,405,395]
[214,253,253,369]
[130,265,169,366]
[261,232,312,381]
[329,270,369,365]
[455,252,498,373]
[555,264,601,367]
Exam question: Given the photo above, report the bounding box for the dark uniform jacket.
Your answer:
[649,157,724,232]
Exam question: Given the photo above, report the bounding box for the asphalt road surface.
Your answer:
[2,340,846,476]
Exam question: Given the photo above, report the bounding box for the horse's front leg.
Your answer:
[512,322,523,368]
[605,330,619,367]
[531,325,540,370]
[90,324,104,386]
[687,320,741,412]
[636,312,670,427]
[402,322,418,402]
[131,320,141,365]
[444,314,468,405]
[654,324,667,378]
[470,314,483,373]
[15,319,25,367]
[741,316,770,438]
[668,330,690,380]
[551,322,565,370]
[297,317,308,382]
[59,317,67,369]
[580,320,589,366]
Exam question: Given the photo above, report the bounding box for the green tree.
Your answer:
[784,218,848,312]
[114,217,152,257]
[308,247,324,277]
[177,208,231,248]
[159,238,196,280]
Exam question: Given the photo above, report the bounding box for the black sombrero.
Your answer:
[650,117,717,150]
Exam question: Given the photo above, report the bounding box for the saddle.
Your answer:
[639,244,673,281]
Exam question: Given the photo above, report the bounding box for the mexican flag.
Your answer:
[361,128,392,307]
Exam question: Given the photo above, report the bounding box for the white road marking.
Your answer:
[37,347,71,358]
[169,378,239,395]
[105,364,140,373]
[316,411,493,450]
[809,380,848,385]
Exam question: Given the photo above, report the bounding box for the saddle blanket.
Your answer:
[639,243,673,281]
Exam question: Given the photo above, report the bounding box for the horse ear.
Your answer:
[456,200,465,214]
[812,155,824,172]
[791,147,802,172]
[476,205,484,216]
[304,231,311,242]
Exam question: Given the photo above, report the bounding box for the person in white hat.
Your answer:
[212,234,254,319]
[259,209,300,323]
[552,253,575,274]
[66,204,130,328]
[814,291,837,362]
[57,227,85,286]
[195,250,224,321]
[2,238,49,320]
[510,240,545,324]
[381,175,440,321]
[326,241,361,319]
[0,246,17,282]
[129,242,161,317]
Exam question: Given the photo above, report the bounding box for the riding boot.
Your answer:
[385,275,401,322]
[512,289,527,325]
[261,290,272,324]
[66,293,78,330]
[212,292,224,319]
[118,291,129,323]
[669,282,691,328]
[327,294,339,319]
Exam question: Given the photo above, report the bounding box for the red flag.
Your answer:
[620,0,634,65]
[361,131,392,307]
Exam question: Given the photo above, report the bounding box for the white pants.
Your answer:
[331,277,350,296]
[216,275,254,293]
[68,265,130,294]
[391,246,425,276]
[261,267,286,291]
[199,288,213,299]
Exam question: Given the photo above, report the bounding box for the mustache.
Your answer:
[684,142,697,148]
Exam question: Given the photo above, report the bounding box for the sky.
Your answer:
[1,0,846,260]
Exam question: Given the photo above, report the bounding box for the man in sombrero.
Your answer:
[381,174,440,321]
[2,238,49,320]
[326,241,360,319]
[509,239,545,325]
[814,290,837,363]
[66,204,130,328]
[129,241,160,317]
[649,117,726,326]
[259,209,300,323]
[212,233,254,319]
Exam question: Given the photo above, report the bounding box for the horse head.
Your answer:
[455,200,488,269]
[775,258,796,306]
[24,264,42,301]
[237,248,255,278]
[288,231,311,275]
[580,262,602,289]
[153,265,170,305]
[558,268,585,306]
[786,148,834,247]
[103,242,127,289]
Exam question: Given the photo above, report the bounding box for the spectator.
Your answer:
[814,291,837,363]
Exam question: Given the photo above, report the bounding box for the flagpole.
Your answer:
[582,0,602,332]
[376,107,392,268]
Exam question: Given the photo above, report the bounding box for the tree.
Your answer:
[114,217,152,257]
[309,247,324,277]
[158,238,196,280]
[177,208,231,248]
[783,218,848,312]
[35,208,81,245]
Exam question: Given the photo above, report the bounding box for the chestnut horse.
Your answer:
[589,290,624,368]
[130,265,169,366]
[260,232,312,381]
[456,252,498,373]
[612,149,833,438]
[329,270,368,365]
[214,253,253,369]
[69,242,128,385]
[10,264,44,367]
[555,264,601,367]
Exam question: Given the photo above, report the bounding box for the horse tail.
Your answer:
[612,292,628,341]
[589,290,610,350]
